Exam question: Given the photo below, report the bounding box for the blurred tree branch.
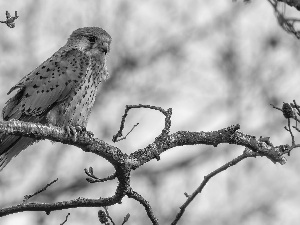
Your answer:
[0,11,19,28]
[234,1,300,38]
[277,0,300,10]
[0,103,293,224]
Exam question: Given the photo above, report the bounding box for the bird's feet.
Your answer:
[64,125,79,142]
[74,126,94,138]
[64,125,94,142]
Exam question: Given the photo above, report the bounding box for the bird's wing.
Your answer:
[2,48,90,121]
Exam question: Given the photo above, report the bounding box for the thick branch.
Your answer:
[129,124,286,169]
[0,120,127,165]
[0,196,120,217]
[0,114,287,221]
[0,120,131,217]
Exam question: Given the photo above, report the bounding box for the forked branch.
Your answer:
[0,104,291,224]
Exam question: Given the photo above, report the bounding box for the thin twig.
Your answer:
[293,126,300,132]
[103,206,116,225]
[121,213,130,225]
[23,178,58,202]
[113,104,172,162]
[112,104,172,142]
[270,103,282,111]
[292,100,300,123]
[126,187,159,225]
[60,213,70,225]
[84,167,116,183]
[267,0,300,38]
[272,101,300,155]
[114,123,139,142]
[285,118,296,145]
[171,151,252,225]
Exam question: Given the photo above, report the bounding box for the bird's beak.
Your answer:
[101,42,109,54]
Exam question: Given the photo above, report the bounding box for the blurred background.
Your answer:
[1,0,300,224]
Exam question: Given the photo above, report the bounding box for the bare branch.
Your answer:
[0,105,290,221]
[126,188,158,225]
[270,103,282,111]
[0,196,123,217]
[113,123,139,142]
[171,149,258,225]
[129,124,287,170]
[23,178,58,203]
[112,104,172,143]
[84,167,116,183]
[277,0,300,10]
[0,120,125,167]
[285,118,296,145]
[60,213,70,225]
[0,120,130,216]
[267,0,300,38]
[272,101,300,155]
[291,100,300,123]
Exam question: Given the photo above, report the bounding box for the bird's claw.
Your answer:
[86,131,94,138]
[74,125,94,138]
[75,125,86,133]
[64,125,93,141]
[64,125,78,142]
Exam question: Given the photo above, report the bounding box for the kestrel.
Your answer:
[0,27,112,171]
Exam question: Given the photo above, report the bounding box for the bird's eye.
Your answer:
[87,36,97,43]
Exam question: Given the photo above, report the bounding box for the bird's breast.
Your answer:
[46,61,106,128]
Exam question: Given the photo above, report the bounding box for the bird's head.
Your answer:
[67,27,112,57]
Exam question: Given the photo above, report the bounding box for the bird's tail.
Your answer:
[0,133,35,171]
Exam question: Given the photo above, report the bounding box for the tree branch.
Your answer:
[277,0,300,10]
[0,11,19,28]
[0,196,120,217]
[171,148,259,225]
[84,167,117,183]
[0,121,131,217]
[60,213,70,225]
[126,187,158,225]
[0,104,290,222]
[129,124,287,169]
[112,104,172,142]
[23,178,58,203]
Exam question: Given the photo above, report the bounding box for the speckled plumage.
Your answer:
[0,27,112,171]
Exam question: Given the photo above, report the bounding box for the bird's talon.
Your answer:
[64,125,77,142]
[70,126,77,142]
[74,125,86,133]
[64,126,70,135]
[86,131,94,137]
[76,126,94,138]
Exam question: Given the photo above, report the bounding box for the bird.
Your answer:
[0,27,112,171]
